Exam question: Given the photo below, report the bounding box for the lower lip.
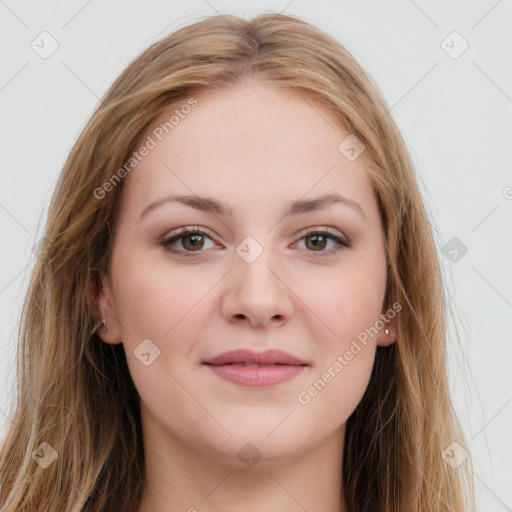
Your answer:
[204,364,307,387]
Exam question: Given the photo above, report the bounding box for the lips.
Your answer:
[203,349,309,387]
[203,349,308,367]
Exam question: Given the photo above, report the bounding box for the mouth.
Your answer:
[205,362,307,367]
[203,348,309,366]
[202,349,309,387]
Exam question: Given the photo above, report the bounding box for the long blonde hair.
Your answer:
[0,12,476,511]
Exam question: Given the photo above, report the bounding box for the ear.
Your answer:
[376,303,398,347]
[88,271,123,345]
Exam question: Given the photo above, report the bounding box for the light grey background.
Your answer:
[1,1,511,510]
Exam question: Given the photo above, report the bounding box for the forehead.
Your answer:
[120,82,379,223]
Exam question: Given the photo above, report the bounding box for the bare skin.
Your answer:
[96,80,397,512]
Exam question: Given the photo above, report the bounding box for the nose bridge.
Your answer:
[236,245,278,292]
[222,235,293,326]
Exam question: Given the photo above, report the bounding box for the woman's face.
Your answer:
[98,81,397,466]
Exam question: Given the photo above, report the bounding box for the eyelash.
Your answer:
[159,226,351,257]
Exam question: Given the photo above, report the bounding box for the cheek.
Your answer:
[109,255,214,405]
[111,249,213,338]
[296,261,386,346]
[295,269,380,416]
[297,345,375,429]
[291,263,383,417]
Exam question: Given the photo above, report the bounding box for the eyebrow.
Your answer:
[140,192,366,220]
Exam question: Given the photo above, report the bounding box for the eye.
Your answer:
[294,227,351,255]
[160,226,351,257]
[160,226,217,256]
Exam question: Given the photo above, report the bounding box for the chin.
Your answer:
[208,436,307,469]
[203,421,313,466]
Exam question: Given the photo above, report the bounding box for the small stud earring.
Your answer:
[385,328,390,335]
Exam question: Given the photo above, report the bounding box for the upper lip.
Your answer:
[203,349,308,366]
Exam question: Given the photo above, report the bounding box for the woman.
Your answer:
[0,12,476,512]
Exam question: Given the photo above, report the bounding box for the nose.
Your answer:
[220,250,294,329]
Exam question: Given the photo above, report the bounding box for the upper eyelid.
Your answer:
[162,226,217,243]
[161,225,350,248]
[301,226,349,242]
[162,225,347,240]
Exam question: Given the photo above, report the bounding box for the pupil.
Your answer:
[307,235,326,250]
[184,234,203,250]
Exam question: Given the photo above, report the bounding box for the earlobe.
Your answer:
[376,308,398,347]
[377,328,396,347]
[88,273,123,345]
